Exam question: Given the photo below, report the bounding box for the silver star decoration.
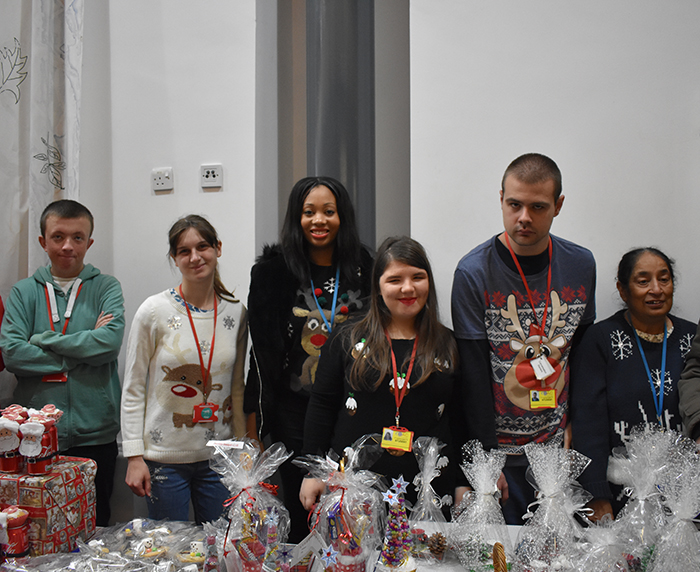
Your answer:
[200,340,211,355]
[382,489,399,505]
[392,475,409,495]
[321,546,338,566]
[167,316,181,330]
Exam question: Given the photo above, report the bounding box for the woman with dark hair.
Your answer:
[244,176,372,541]
[121,215,247,523]
[299,236,463,512]
[570,247,695,521]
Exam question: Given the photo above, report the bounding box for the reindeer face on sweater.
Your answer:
[500,291,569,410]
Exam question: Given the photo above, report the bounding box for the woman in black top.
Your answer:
[244,176,372,542]
[300,236,464,512]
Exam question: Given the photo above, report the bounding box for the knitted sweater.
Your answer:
[570,310,695,500]
[121,289,247,463]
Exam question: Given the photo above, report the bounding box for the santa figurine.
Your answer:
[40,405,62,457]
[0,506,30,558]
[20,421,53,474]
[0,418,23,474]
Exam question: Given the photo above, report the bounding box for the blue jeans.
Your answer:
[145,460,230,524]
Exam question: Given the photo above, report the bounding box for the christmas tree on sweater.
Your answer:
[377,476,416,572]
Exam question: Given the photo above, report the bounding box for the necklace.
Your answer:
[627,313,674,343]
[634,322,674,343]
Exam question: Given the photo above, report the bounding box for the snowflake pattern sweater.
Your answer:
[570,309,695,500]
[121,289,247,463]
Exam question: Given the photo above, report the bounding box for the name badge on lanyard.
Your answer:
[41,281,82,383]
[179,286,219,424]
[381,332,418,455]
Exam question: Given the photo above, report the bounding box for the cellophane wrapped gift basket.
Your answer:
[293,435,385,572]
[449,440,511,572]
[408,437,451,564]
[209,438,291,572]
[511,440,592,572]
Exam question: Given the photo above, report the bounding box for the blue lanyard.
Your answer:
[310,266,340,334]
[631,322,667,426]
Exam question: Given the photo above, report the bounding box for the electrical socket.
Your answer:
[200,164,223,189]
[152,167,174,192]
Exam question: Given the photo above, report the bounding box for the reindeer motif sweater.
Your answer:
[452,235,596,455]
[570,310,695,502]
[244,245,373,438]
[121,289,247,464]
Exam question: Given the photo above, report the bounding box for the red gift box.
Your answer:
[0,456,96,555]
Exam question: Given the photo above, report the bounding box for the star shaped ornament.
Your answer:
[382,490,399,505]
[391,475,409,495]
[321,546,339,566]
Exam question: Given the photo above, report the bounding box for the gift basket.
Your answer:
[645,431,700,572]
[449,440,511,572]
[407,437,451,563]
[293,434,384,572]
[572,516,630,572]
[512,440,592,572]
[606,424,678,565]
[209,439,291,572]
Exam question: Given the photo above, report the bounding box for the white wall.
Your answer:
[410,1,700,327]
[108,0,257,335]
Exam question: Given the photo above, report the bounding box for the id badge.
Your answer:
[530,354,555,381]
[381,426,414,455]
[530,389,557,409]
[192,403,219,423]
[41,373,67,383]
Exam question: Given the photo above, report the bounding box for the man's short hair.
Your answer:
[40,200,94,237]
[501,153,562,201]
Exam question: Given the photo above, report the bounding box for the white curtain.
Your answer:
[0,0,84,401]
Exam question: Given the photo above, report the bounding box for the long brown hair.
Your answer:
[348,236,456,391]
[168,215,239,304]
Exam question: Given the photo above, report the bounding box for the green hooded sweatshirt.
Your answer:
[0,264,125,449]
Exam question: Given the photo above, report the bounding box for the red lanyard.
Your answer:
[44,282,83,334]
[179,286,217,403]
[504,234,553,337]
[384,330,418,427]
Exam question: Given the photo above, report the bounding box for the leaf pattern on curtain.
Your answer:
[0,0,84,403]
[0,38,28,103]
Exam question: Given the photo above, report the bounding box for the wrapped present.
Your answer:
[294,434,385,572]
[572,516,631,572]
[512,440,592,572]
[0,455,96,556]
[209,438,291,572]
[643,430,700,572]
[408,437,451,562]
[450,440,511,572]
[607,424,681,564]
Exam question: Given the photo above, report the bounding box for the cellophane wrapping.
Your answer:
[408,437,451,563]
[2,518,222,572]
[293,434,385,572]
[512,440,592,572]
[209,439,291,572]
[572,516,630,572]
[645,430,700,572]
[606,424,677,564]
[449,440,510,572]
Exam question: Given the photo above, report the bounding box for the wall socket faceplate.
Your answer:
[201,164,223,189]
[151,167,174,192]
